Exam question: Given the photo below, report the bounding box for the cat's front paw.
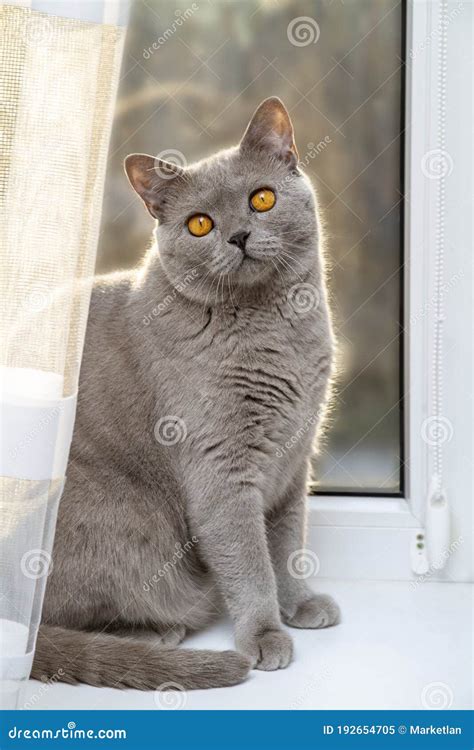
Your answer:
[283,593,340,629]
[237,628,293,671]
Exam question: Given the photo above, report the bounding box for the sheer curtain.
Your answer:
[0,0,127,708]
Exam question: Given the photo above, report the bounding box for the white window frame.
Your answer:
[307,0,472,583]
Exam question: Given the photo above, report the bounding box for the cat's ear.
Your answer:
[240,97,298,169]
[124,153,184,218]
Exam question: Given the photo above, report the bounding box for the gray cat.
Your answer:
[32,97,339,691]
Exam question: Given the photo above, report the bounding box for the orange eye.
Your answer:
[187,214,214,237]
[250,188,276,212]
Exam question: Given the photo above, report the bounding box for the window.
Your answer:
[99,0,404,495]
[98,0,471,581]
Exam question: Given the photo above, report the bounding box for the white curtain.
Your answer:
[0,0,127,708]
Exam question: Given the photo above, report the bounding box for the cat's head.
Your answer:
[125,97,319,302]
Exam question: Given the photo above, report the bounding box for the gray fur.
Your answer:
[32,97,339,692]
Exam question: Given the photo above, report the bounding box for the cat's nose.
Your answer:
[228,230,250,252]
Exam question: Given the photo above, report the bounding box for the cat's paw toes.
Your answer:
[283,594,340,629]
[239,629,293,671]
[157,624,186,647]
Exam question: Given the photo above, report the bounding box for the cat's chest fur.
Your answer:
[165,300,321,404]
[154,297,332,503]
[200,303,311,388]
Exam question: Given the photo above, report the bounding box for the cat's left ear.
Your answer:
[240,97,298,169]
[124,153,184,219]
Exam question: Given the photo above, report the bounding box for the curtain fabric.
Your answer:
[0,0,126,708]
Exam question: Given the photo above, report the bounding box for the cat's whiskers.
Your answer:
[220,272,226,308]
[275,255,304,283]
[192,272,212,303]
[263,226,293,235]
[226,273,237,312]
[213,272,222,309]
[180,258,210,278]
[218,271,227,309]
[279,249,307,272]
[201,274,218,318]
[178,261,211,298]
[276,234,310,247]
[269,257,286,289]
[196,268,217,320]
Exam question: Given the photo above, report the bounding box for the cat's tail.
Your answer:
[31,625,251,691]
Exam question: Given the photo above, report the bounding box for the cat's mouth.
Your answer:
[225,246,278,283]
[228,250,260,271]
[241,246,279,265]
[241,252,263,265]
[235,253,268,276]
[228,250,276,285]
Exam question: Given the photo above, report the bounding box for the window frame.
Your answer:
[307,0,472,582]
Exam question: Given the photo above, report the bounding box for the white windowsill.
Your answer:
[308,495,419,529]
[22,579,472,710]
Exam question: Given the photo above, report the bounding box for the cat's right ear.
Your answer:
[124,154,184,219]
[240,98,298,169]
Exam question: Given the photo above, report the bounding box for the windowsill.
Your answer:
[308,495,418,528]
[22,579,472,710]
